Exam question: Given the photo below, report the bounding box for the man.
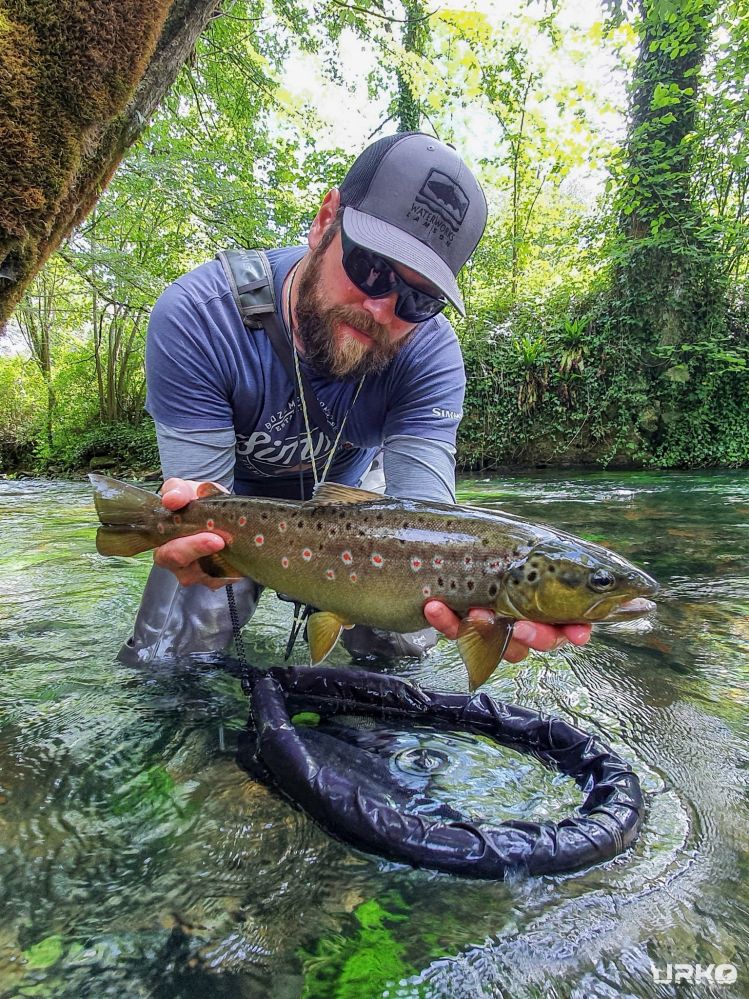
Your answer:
[120,132,590,666]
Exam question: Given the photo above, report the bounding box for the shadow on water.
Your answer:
[0,471,748,997]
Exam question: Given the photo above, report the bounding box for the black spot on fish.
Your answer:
[467,580,475,591]
[450,580,457,590]
[482,538,490,546]
[316,522,323,530]
[346,522,352,530]
[260,512,268,521]
[437,577,444,587]
[527,571,538,582]
[376,514,384,522]
[489,583,498,597]
[297,519,304,529]
[548,564,556,573]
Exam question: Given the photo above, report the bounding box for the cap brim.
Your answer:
[342,207,465,315]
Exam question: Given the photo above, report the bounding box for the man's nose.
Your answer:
[362,292,398,326]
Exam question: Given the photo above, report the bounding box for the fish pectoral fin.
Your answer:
[307,611,352,665]
[307,482,386,506]
[195,481,227,499]
[198,552,243,578]
[456,615,514,691]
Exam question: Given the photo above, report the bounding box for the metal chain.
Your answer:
[226,583,251,695]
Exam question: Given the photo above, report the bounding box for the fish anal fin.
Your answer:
[456,615,514,691]
[307,611,352,664]
[196,481,228,499]
[198,552,243,578]
[96,526,155,558]
[308,482,385,506]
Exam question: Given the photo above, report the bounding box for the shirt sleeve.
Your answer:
[154,422,236,490]
[145,280,236,430]
[383,317,466,446]
[382,435,456,503]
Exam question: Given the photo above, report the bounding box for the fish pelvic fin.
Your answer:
[307,611,352,665]
[198,552,243,578]
[90,475,161,557]
[457,615,514,691]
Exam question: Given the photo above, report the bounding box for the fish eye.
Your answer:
[589,569,616,591]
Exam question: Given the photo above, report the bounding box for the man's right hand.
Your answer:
[154,478,241,590]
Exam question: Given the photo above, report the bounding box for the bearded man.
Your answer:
[120,132,591,665]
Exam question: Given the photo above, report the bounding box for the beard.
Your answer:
[294,248,412,381]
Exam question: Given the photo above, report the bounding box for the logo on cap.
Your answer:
[415,170,469,232]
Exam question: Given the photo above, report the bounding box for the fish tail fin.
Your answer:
[89,474,161,557]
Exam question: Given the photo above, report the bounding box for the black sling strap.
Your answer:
[216,248,340,441]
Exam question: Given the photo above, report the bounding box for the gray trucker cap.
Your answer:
[338,132,487,315]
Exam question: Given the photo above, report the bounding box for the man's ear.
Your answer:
[308,189,341,249]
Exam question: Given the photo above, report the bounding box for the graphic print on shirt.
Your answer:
[235,397,340,478]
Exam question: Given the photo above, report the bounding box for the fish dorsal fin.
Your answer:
[196,481,227,499]
[456,615,514,691]
[307,611,353,664]
[307,482,385,506]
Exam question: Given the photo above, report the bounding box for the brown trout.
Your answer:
[90,475,658,688]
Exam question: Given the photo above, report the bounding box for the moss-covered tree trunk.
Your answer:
[0,0,221,326]
[612,0,724,348]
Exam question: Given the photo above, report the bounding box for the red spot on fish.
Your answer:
[238,515,247,527]
[206,519,215,530]
[254,534,264,546]
[464,556,473,568]
[371,553,384,568]
[432,556,443,568]
[326,569,336,580]
[349,572,358,583]
[302,549,312,561]
[410,557,422,571]
[174,514,181,525]
[279,521,287,533]
[341,550,353,564]
[281,557,289,569]
[489,560,501,570]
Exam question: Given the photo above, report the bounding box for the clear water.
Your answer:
[1,471,748,998]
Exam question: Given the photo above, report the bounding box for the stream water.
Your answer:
[1,471,748,998]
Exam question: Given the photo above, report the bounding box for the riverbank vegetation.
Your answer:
[0,0,746,476]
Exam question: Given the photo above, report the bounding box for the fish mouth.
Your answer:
[602,596,658,621]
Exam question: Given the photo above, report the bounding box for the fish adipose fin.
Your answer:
[457,615,514,690]
[309,483,384,506]
[307,611,353,664]
[196,481,227,499]
[89,474,161,557]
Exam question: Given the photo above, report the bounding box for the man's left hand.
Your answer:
[423,600,591,663]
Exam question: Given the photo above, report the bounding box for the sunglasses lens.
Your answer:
[342,235,447,323]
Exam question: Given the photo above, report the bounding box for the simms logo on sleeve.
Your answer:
[432,407,463,421]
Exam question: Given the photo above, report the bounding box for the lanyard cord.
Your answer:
[285,261,365,489]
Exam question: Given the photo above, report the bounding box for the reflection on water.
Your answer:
[0,471,748,997]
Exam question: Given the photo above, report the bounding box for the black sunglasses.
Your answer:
[341,231,447,324]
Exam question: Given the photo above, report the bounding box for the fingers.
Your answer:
[424,600,594,664]
[154,533,235,590]
[423,601,494,640]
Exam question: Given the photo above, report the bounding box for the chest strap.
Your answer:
[216,248,340,441]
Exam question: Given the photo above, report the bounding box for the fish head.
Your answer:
[494,540,659,624]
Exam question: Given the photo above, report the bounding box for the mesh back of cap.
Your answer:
[339,132,419,206]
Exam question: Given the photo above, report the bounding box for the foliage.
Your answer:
[298,892,417,999]
[0,0,746,474]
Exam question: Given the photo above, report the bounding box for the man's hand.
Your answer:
[423,600,591,663]
[155,477,240,590]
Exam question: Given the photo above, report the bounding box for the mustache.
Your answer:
[327,306,390,345]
